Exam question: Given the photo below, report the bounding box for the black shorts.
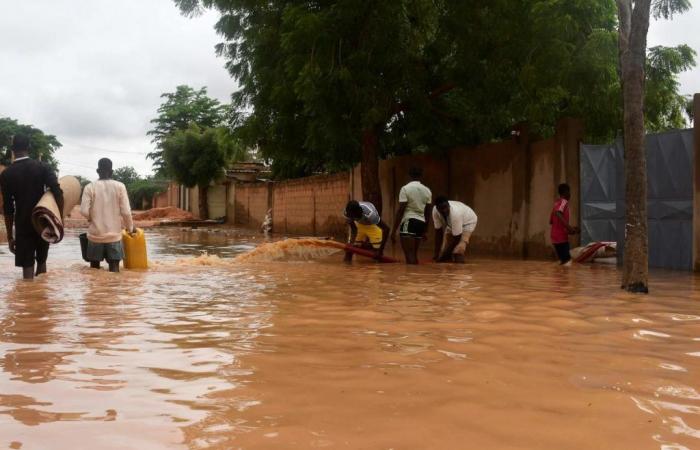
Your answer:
[15,232,49,268]
[553,242,571,264]
[399,218,427,238]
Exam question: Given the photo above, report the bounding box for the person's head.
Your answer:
[97,158,113,179]
[558,183,571,200]
[435,195,450,217]
[408,167,423,180]
[11,134,30,157]
[345,200,363,220]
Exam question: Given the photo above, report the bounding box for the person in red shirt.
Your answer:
[550,183,580,265]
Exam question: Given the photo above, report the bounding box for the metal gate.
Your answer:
[580,143,618,244]
[580,129,694,271]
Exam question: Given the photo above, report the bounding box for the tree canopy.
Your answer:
[162,124,245,218]
[175,0,695,208]
[113,166,141,188]
[147,85,229,175]
[0,117,61,170]
[113,165,168,209]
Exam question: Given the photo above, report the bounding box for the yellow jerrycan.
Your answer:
[122,228,148,269]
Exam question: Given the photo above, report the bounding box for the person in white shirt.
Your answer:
[391,167,432,264]
[432,196,478,263]
[80,158,134,272]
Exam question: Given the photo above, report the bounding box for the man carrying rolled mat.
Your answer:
[80,158,134,272]
[0,134,64,280]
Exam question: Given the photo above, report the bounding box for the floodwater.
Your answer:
[1,229,700,450]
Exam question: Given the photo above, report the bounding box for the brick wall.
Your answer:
[155,118,584,260]
[234,182,271,229]
[272,173,349,237]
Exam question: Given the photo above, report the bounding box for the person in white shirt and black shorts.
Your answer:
[391,167,432,264]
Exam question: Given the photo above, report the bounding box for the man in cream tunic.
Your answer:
[80,158,134,272]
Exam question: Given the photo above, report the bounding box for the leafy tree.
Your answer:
[112,166,168,209]
[128,177,169,209]
[616,0,691,293]
[162,124,245,218]
[113,166,141,188]
[175,0,695,213]
[75,175,92,190]
[645,44,696,132]
[0,117,61,170]
[147,85,229,175]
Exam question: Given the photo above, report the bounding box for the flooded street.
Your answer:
[1,230,700,449]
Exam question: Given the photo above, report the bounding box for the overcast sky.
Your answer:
[0,1,698,180]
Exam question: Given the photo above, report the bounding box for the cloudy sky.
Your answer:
[1,1,698,180]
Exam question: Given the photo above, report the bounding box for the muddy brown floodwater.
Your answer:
[1,229,700,449]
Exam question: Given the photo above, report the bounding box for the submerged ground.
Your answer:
[0,229,699,449]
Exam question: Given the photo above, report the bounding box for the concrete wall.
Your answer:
[526,138,558,257]
[151,117,585,260]
[234,182,271,229]
[207,183,227,219]
[226,183,236,224]
[352,120,581,257]
[272,173,349,236]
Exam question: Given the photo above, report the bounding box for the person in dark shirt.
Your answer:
[0,134,64,280]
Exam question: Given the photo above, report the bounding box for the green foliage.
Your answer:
[112,166,141,187]
[162,124,244,189]
[75,175,92,190]
[112,165,168,208]
[147,85,228,175]
[651,0,691,19]
[128,177,169,209]
[0,117,61,170]
[645,45,697,132]
[175,0,696,176]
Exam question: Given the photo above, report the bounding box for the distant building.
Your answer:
[226,162,272,183]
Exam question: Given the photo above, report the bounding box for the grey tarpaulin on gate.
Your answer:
[580,129,694,271]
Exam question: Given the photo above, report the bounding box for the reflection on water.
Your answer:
[0,229,699,449]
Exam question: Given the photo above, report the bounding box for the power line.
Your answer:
[59,161,97,170]
[59,140,149,155]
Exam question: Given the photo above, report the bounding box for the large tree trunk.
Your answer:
[198,184,209,220]
[617,0,651,293]
[361,126,382,214]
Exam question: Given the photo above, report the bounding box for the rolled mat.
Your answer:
[31,176,82,244]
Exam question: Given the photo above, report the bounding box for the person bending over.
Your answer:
[391,167,432,264]
[344,200,389,263]
[432,196,478,263]
[0,134,64,280]
[80,158,134,272]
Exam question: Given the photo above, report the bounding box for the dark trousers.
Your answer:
[553,242,571,264]
[15,232,49,268]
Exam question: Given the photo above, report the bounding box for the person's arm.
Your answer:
[422,202,432,239]
[119,184,135,233]
[391,203,407,242]
[377,219,390,258]
[438,213,462,261]
[1,176,15,253]
[433,228,443,261]
[439,234,461,261]
[344,221,358,263]
[44,165,64,220]
[555,211,578,234]
[80,184,92,222]
[432,206,442,260]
